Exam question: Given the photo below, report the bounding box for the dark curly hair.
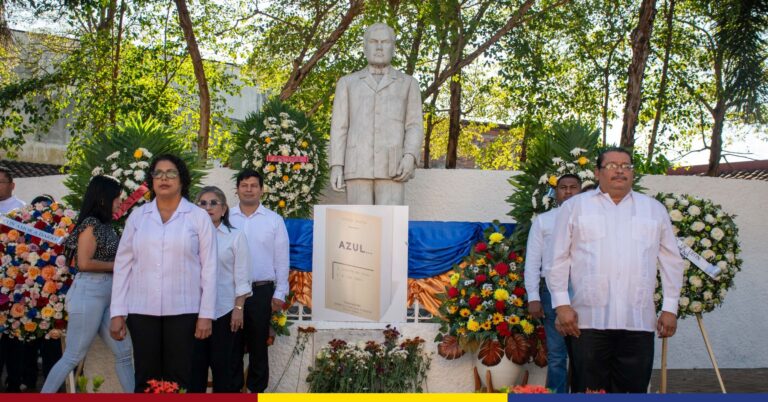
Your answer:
[147,154,192,200]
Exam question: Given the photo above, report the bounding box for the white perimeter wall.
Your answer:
[13,169,768,392]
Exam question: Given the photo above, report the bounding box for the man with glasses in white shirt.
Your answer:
[525,173,581,393]
[548,147,684,393]
[0,167,25,214]
[229,169,290,393]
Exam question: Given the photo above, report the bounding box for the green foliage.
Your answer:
[230,98,328,218]
[63,116,204,227]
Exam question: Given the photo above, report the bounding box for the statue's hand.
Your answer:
[394,154,416,182]
[330,165,346,192]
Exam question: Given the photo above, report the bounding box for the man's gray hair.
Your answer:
[364,23,395,43]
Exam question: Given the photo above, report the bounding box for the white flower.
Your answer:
[27,252,40,265]
[717,261,728,272]
[570,147,587,156]
[719,288,727,298]
[700,238,712,248]
[672,226,680,236]
[106,151,120,161]
[654,293,662,302]
[552,157,563,164]
[679,198,690,207]
[683,236,695,247]
[711,227,725,241]
[669,210,684,222]
[702,249,716,260]
[304,163,314,170]
[683,259,691,269]
[704,214,716,224]
[301,184,310,194]
[691,221,705,232]
[542,195,551,209]
[664,198,676,208]
[703,291,713,300]
[679,296,690,307]
[134,170,145,182]
[112,168,124,177]
[688,275,703,288]
[281,120,291,129]
[687,205,701,216]
[125,179,138,190]
[110,163,118,171]
[139,148,152,158]
[137,161,149,169]
[690,301,703,313]
[725,252,735,262]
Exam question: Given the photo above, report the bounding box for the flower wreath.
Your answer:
[231,98,328,218]
[532,147,596,212]
[654,193,742,318]
[64,117,203,226]
[0,202,78,341]
[436,224,547,367]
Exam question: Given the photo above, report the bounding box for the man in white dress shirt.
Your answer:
[525,173,581,393]
[548,147,684,393]
[229,169,290,393]
[0,167,26,214]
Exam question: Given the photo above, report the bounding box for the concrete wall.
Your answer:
[11,170,768,392]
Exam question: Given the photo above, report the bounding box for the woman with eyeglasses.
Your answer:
[40,178,134,393]
[188,186,251,393]
[109,154,217,393]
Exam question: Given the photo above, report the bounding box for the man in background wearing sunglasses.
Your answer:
[547,147,684,393]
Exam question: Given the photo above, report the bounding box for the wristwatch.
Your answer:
[234,305,244,310]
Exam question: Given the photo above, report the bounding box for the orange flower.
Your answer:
[0,314,6,325]
[6,266,19,279]
[41,252,51,261]
[50,203,59,211]
[27,267,41,280]
[43,281,58,294]
[24,321,38,332]
[8,230,19,242]
[42,211,53,221]
[282,175,289,182]
[278,200,286,208]
[10,303,25,318]
[41,266,56,281]
[54,228,66,237]
[265,137,272,144]
[15,244,29,256]
[2,278,15,290]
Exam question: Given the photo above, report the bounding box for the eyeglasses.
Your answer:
[600,163,634,171]
[197,200,221,208]
[151,169,180,179]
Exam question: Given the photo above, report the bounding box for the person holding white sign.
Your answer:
[548,147,684,393]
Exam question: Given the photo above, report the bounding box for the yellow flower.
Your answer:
[267,164,276,172]
[521,319,534,335]
[278,200,286,208]
[134,149,143,159]
[489,232,504,244]
[480,321,492,330]
[292,163,302,171]
[457,327,467,335]
[489,270,498,277]
[494,288,510,301]
[61,216,72,226]
[513,298,524,307]
[508,315,521,325]
[481,288,492,298]
[301,140,309,148]
[475,258,486,266]
[277,314,288,327]
[508,273,520,281]
[516,256,524,264]
[548,175,558,186]
[265,137,272,144]
[41,306,55,318]
[460,308,470,318]
[467,319,480,332]
[447,305,458,314]
[492,313,504,325]
[449,273,460,286]
[0,315,6,325]
[474,304,483,312]
[498,279,507,287]
[578,156,589,166]
[143,192,151,201]
[282,175,290,182]
[461,289,466,297]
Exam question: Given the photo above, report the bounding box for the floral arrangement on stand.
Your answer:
[64,116,204,227]
[654,193,742,317]
[230,98,328,218]
[306,326,430,393]
[435,223,547,368]
[532,148,596,213]
[0,202,78,341]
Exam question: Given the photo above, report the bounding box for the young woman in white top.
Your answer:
[189,186,251,393]
[109,154,217,392]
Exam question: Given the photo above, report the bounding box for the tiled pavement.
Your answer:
[650,368,768,393]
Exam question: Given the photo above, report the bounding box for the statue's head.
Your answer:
[363,23,395,67]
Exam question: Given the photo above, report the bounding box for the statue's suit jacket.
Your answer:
[330,67,423,180]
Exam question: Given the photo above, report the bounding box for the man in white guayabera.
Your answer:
[547,147,684,393]
[329,23,423,205]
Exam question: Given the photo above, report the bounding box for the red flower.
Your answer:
[495,300,506,313]
[54,319,66,329]
[485,252,493,261]
[475,242,488,252]
[497,322,511,337]
[15,275,25,284]
[34,221,47,230]
[508,251,518,261]
[536,326,546,340]
[513,287,526,297]
[475,274,487,284]
[468,295,481,310]
[447,287,459,298]
[494,262,509,276]
[37,297,49,308]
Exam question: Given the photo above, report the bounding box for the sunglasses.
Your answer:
[151,169,180,179]
[197,200,221,207]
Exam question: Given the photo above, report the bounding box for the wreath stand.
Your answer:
[659,313,726,393]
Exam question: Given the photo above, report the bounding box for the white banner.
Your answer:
[0,216,66,245]
[676,238,721,280]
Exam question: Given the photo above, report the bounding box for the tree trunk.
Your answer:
[446,74,462,169]
[601,62,611,145]
[1,0,13,46]
[110,0,127,126]
[174,0,211,159]
[404,16,425,76]
[706,101,726,177]
[519,122,529,163]
[620,0,658,149]
[647,0,675,164]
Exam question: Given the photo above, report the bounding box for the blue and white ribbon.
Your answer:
[0,216,66,245]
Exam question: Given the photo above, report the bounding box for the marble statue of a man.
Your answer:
[329,23,424,205]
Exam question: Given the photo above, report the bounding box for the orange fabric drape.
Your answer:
[288,270,452,316]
